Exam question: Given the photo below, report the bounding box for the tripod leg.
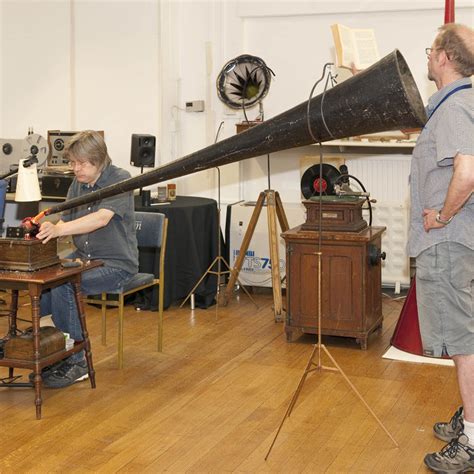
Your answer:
[179,257,220,308]
[265,343,319,460]
[321,345,399,448]
[287,343,319,416]
[275,191,289,232]
[219,258,259,308]
[275,192,289,312]
[223,192,265,304]
[266,191,283,321]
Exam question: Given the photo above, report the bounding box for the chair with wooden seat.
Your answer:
[0,179,7,307]
[84,211,168,368]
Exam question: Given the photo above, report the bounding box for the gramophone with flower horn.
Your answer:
[15,50,426,270]
[216,54,274,125]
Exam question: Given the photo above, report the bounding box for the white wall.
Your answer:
[0,0,159,177]
[73,1,160,169]
[1,0,473,202]
[160,0,473,202]
[240,2,473,203]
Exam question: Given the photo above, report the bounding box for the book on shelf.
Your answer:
[331,23,380,70]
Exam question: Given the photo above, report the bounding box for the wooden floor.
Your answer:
[0,288,458,473]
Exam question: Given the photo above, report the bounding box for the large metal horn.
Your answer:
[42,50,426,217]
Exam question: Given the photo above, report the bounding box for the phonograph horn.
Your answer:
[30,50,426,224]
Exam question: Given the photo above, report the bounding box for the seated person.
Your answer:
[36,130,138,388]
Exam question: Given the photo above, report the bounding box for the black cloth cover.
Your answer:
[135,195,218,309]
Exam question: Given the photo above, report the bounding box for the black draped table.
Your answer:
[135,195,218,309]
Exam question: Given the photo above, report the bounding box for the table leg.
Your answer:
[8,290,19,337]
[72,278,96,389]
[29,284,42,420]
[8,290,19,379]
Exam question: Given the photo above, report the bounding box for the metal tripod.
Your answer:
[179,167,258,316]
[265,250,398,459]
[265,63,398,458]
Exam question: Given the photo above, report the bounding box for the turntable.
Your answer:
[300,163,369,232]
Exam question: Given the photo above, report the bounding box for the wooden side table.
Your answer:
[0,260,101,419]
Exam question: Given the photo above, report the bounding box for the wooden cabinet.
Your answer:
[282,226,386,349]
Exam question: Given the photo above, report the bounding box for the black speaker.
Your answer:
[130,134,156,168]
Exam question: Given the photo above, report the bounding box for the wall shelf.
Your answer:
[316,139,416,155]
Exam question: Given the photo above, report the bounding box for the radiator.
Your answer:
[346,155,412,288]
[369,201,411,287]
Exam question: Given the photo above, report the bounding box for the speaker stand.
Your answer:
[179,208,258,317]
[179,167,258,316]
[222,189,289,322]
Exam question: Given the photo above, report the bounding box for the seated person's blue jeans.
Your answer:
[40,264,133,362]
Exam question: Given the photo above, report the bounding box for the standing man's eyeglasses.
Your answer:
[425,47,450,59]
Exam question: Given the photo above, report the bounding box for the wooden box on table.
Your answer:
[0,238,59,271]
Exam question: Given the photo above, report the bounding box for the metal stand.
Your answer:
[222,189,289,322]
[179,168,258,316]
[265,252,398,459]
[265,62,397,459]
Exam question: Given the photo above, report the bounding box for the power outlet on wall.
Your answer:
[185,100,205,112]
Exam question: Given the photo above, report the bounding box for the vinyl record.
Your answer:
[300,163,341,199]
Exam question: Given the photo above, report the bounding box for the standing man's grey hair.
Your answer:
[64,130,112,171]
[435,23,474,77]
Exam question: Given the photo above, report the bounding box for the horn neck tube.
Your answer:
[44,50,426,217]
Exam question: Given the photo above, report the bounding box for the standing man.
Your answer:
[407,24,474,472]
[37,130,138,388]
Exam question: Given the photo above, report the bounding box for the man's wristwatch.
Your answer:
[435,211,454,225]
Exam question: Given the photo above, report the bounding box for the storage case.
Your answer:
[0,238,59,271]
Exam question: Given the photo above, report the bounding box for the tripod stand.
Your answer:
[265,64,398,459]
[179,167,258,316]
[265,249,398,459]
[222,188,289,321]
[220,115,289,321]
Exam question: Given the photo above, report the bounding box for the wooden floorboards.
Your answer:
[0,289,458,473]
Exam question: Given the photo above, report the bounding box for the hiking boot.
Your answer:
[434,407,465,442]
[42,359,89,389]
[424,434,474,473]
[28,359,68,384]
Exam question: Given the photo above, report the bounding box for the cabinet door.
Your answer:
[321,243,363,331]
[287,242,319,329]
[287,240,363,332]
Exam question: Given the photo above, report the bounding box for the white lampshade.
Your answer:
[15,158,42,202]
